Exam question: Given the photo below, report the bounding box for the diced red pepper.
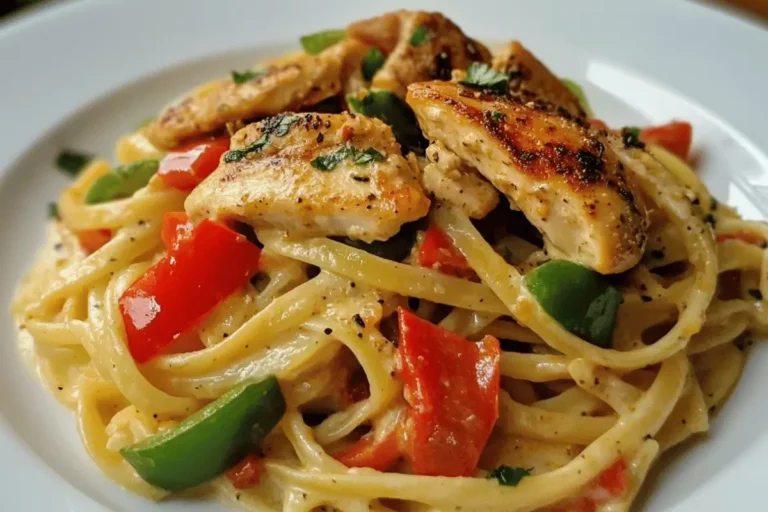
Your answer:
[397,308,500,477]
[119,219,261,363]
[333,430,401,472]
[158,137,230,191]
[161,212,193,248]
[418,225,474,279]
[77,228,112,254]
[594,458,627,497]
[226,454,262,489]
[716,231,764,246]
[640,121,693,161]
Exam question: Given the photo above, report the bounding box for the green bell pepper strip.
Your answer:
[84,159,159,205]
[560,78,593,117]
[524,260,622,348]
[300,29,346,55]
[121,376,286,491]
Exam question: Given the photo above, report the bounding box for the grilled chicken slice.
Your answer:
[422,142,499,219]
[185,112,430,242]
[406,81,648,274]
[493,41,585,119]
[146,40,369,150]
[348,10,491,97]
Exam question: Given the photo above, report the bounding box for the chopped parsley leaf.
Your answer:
[624,126,641,138]
[486,466,531,486]
[704,213,716,227]
[56,149,92,177]
[300,29,346,55]
[459,63,509,94]
[48,202,59,219]
[223,114,297,162]
[488,110,506,122]
[362,48,386,81]
[231,68,268,85]
[347,90,428,155]
[409,25,431,46]
[748,289,763,301]
[311,145,383,171]
[560,78,593,117]
[353,147,384,165]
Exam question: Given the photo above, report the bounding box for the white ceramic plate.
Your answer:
[1,0,767,510]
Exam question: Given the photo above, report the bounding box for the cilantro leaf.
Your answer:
[362,48,386,81]
[223,114,298,162]
[488,110,506,122]
[624,126,641,137]
[459,62,509,94]
[560,78,594,117]
[353,147,384,165]
[231,68,268,85]
[55,149,92,177]
[311,145,383,171]
[409,25,431,46]
[486,466,531,486]
[300,29,346,55]
[347,90,428,155]
[84,160,159,205]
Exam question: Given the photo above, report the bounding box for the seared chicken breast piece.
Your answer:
[422,142,499,219]
[146,40,369,149]
[185,112,430,242]
[406,81,648,274]
[348,10,491,97]
[493,41,585,119]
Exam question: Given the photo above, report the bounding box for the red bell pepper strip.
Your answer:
[226,454,263,490]
[397,307,500,476]
[77,228,112,254]
[119,219,261,363]
[333,430,401,472]
[418,225,474,279]
[640,121,693,161]
[157,137,230,191]
[161,212,193,248]
[716,231,764,245]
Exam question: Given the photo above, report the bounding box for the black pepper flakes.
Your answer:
[640,295,653,303]
[324,327,333,335]
[748,289,763,301]
[352,314,365,328]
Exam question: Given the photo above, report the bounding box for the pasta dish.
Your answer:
[12,9,768,512]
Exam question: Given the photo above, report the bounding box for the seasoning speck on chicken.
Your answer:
[348,10,491,97]
[406,81,648,274]
[146,39,369,150]
[185,112,430,242]
[421,141,500,219]
[493,41,586,120]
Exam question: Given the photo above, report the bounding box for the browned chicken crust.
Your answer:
[348,10,491,97]
[493,41,586,119]
[185,112,430,242]
[407,81,648,274]
[146,40,369,149]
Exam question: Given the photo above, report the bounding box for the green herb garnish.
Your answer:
[486,466,531,486]
[560,78,593,117]
[300,29,346,55]
[48,202,59,219]
[459,63,509,94]
[489,110,506,122]
[84,160,159,205]
[223,114,298,163]
[311,145,383,171]
[624,126,641,138]
[56,149,92,177]
[409,25,431,46]
[231,68,269,85]
[347,90,428,155]
[362,48,386,81]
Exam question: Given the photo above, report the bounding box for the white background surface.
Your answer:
[1,0,767,510]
